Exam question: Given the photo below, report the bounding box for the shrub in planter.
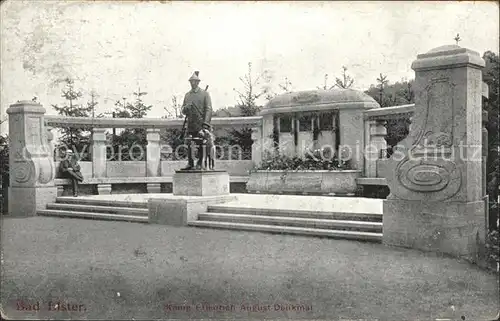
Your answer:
[248,148,359,195]
[256,148,352,172]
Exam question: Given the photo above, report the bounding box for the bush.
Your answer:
[0,134,8,214]
[256,148,351,171]
[485,228,499,271]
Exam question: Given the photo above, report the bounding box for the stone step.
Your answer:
[46,203,149,216]
[55,197,148,209]
[37,209,149,223]
[207,205,382,222]
[198,212,382,232]
[188,221,382,242]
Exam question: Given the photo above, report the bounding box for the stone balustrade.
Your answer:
[43,114,262,172]
[7,101,431,201]
[44,115,262,128]
[363,104,415,121]
[362,104,415,183]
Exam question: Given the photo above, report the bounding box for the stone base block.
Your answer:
[383,199,487,263]
[173,170,229,196]
[147,183,161,194]
[8,186,57,217]
[97,184,112,195]
[148,194,236,226]
[57,186,64,197]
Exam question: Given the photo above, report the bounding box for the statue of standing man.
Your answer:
[181,71,213,170]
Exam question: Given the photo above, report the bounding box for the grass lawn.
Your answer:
[1,216,498,320]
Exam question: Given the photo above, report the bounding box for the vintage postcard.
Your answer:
[0,1,499,320]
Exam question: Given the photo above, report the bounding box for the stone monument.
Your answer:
[149,71,233,225]
[174,70,230,196]
[381,45,487,262]
[7,101,57,216]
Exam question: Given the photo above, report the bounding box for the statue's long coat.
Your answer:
[181,87,212,133]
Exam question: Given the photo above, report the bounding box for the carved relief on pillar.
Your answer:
[36,158,55,185]
[11,161,35,184]
[413,77,455,149]
[9,114,55,187]
[394,158,461,199]
[386,75,462,201]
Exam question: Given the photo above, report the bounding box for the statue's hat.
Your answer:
[189,71,200,81]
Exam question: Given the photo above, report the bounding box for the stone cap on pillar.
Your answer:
[411,44,485,71]
[7,101,45,115]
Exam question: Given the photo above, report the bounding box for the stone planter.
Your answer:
[246,170,362,195]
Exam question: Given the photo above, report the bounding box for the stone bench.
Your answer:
[355,177,387,186]
[54,175,249,196]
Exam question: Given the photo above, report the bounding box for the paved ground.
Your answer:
[66,193,384,213]
[1,216,498,320]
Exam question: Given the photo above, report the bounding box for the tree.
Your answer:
[108,88,153,161]
[401,80,414,104]
[317,74,335,90]
[262,77,294,102]
[51,78,93,160]
[0,134,8,214]
[233,62,265,117]
[335,66,354,89]
[376,73,389,106]
[226,62,269,159]
[365,77,415,156]
[163,96,183,119]
[128,88,152,118]
[482,50,499,230]
[278,77,293,93]
[88,90,99,118]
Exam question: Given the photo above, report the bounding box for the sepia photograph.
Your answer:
[0,0,499,320]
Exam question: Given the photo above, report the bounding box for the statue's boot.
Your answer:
[181,148,196,170]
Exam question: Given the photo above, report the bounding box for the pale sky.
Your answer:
[1,1,499,134]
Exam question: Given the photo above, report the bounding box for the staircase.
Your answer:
[38,196,383,242]
[188,204,383,242]
[37,197,149,223]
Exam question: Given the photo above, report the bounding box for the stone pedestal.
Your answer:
[384,199,486,260]
[8,186,57,216]
[7,101,57,216]
[173,170,229,196]
[148,194,236,226]
[149,170,232,226]
[381,45,487,263]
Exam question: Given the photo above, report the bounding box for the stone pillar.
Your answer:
[146,128,161,193]
[364,120,387,177]
[251,126,262,167]
[7,101,57,216]
[292,114,299,156]
[381,45,486,263]
[338,108,364,170]
[92,128,107,178]
[260,114,275,159]
[146,128,161,177]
